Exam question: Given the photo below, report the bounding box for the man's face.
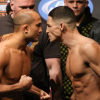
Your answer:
[29,15,42,42]
[64,0,88,17]
[46,16,61,42]
[11,0,35,15]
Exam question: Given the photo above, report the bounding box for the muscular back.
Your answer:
[66,38,100,100]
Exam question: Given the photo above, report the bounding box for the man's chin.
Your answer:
[50,39,55,42]
[50,39,53,42]
[75,14,80,17]
[50,39,59,43]
[32,39,38,42]
[75,12,84,19]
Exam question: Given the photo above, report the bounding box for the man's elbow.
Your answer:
[49,68,62,86]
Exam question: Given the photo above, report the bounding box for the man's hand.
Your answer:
[40,90,51,100]
[19,75,33,91]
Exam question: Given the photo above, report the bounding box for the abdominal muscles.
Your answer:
[72,72,100,100]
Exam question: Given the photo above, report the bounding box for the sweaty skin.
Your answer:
[66,37,100,100]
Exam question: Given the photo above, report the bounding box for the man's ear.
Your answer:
[85,0,89,8]
[64,0,67,6]
[60,22,65,32]
[22,24,29,34]
[10,0,14,10]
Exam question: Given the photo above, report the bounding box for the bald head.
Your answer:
[64,0,87,2]
[13,9,40,32]
[10,0,35,17]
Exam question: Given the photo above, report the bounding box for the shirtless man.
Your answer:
[46,6,100,100]
[0,0,62,100]
[0,9,50,100]
[61,0,98,99]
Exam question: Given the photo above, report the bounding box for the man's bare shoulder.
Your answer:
[0,44,11,57]
[79,41,100,61]
[0,45,11,68]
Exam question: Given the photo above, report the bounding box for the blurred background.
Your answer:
[0,0,100,26]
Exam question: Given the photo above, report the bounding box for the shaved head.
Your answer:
[10,0,35,18]
[13,9,39,32]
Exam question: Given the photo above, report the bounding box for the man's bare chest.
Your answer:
[66,50,88,78]
[2,50,31,84]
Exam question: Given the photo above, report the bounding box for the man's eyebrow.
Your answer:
[19,6,27,8]
[29,5,35,9]
[37,23,41,25]
[47,23,51,27]
[19,5,35,8]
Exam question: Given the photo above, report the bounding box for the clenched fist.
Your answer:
[40,90,50,100]
[19,75,33,91]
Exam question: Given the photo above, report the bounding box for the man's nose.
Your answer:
[27,7,30,9]
[73,2,78,8]
[39,27,42,32]
[46,27,49,34]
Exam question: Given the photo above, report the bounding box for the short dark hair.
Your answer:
[6,3,12,15]
[48,6,76,29]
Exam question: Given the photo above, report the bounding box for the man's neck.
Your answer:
[8,33,28,51]
[76,13,85,27]
[62,28,80,50]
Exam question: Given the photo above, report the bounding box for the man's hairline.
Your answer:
[64,0,88,1]
[11,0,35,4]
[48,15,72,25]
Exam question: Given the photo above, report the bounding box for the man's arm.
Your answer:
[81,42,100,76]
[45,58,62,100]
[0,75,33,98]
[27,85,50,99]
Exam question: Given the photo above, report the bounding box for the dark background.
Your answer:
[35,0,100,28]
[91,0,100,19]
[0,0,100,24]
[35,0,100,19]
